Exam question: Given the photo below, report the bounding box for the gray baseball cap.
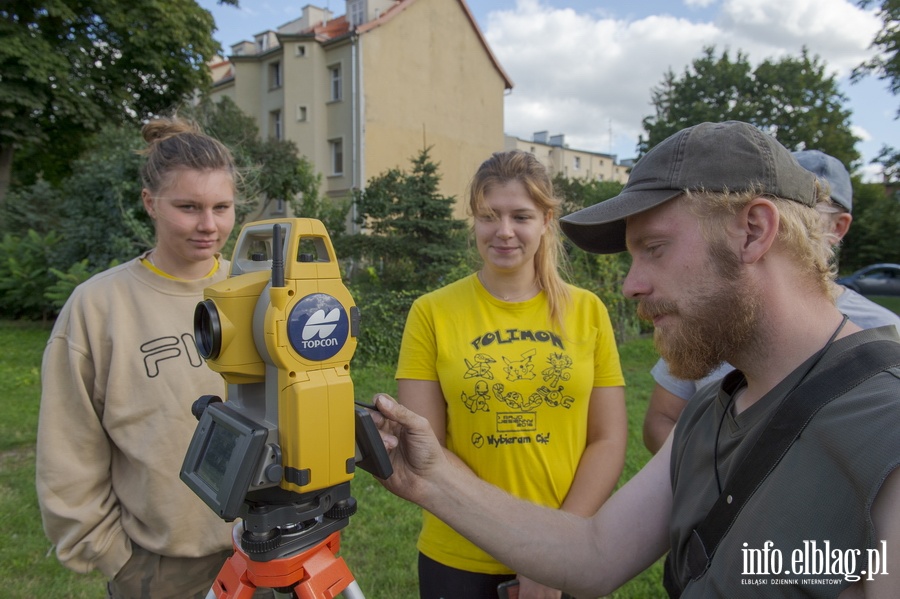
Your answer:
[560,121,818,254]
[791,149,852,212]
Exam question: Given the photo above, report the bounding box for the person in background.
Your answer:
[395,150,627,599]
[641,149,900,454]
[36,116,251,598]
[370,122,900,598]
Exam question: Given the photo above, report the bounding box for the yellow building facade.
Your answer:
[209,0,512,222]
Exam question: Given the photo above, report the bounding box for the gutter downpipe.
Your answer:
[350,32,363,234]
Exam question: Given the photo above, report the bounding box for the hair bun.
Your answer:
[141,117,202,145]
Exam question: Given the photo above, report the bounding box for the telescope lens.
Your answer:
[194,300,222,359]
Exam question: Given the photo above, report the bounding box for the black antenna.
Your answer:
[272,224,285,288]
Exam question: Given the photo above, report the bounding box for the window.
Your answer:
[574,156,581,170]
[270,110,282,140]
[297,105,308,122]
[295,45,306,57]
[329,139,344,175]
[329,64,342,101]
[348,0,365,26]
[269,61,282,88]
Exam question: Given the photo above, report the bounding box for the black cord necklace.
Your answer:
[713,313,849,494]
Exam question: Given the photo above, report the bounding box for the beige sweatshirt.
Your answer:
[36,254,235,577]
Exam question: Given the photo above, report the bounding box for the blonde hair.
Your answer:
[138,116,237,194]
[468,150,571,327]
[681,184,835,296]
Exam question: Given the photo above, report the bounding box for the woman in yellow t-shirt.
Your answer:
[396,150,627,599]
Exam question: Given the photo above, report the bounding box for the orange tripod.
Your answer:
[207,525,363,599]
[205,486,365,599]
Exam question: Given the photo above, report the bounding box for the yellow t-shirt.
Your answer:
[396,273,625,573]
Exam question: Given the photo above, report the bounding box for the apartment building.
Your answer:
[505,132,631,185]
[209,0,512,221]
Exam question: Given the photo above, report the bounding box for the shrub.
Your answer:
[45,259,119,312]
[0,231,63,320]
[351,287,421,367]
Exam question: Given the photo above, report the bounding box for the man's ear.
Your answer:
[830,212,852,243]
[737,198,778,264]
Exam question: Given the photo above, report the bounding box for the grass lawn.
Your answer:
[2,320,664,598]
[868,295,900,316]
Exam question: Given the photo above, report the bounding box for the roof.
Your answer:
[309,14,351,41]
[219,0,513,90]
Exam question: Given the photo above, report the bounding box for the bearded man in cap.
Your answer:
[641,148,900,455]
[368,121,900,598]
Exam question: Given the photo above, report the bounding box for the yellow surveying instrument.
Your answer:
[181,218,391,599]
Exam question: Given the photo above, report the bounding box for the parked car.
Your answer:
[836,263,900,297]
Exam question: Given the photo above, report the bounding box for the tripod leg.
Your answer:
[289,540,358,599]
[339,580,365,599]
[207,550,259,599]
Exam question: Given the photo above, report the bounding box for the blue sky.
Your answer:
[198,0,900,181]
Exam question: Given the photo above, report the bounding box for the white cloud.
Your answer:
[858,162,884,183]
[718,0,880,73]
[487,0,886,161]
[685,0,717,7]
[851,125,872,143]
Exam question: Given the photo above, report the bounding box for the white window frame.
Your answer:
[329,138,344,175]
[329,64,342,101]
[269,61,282,89]
[270,110,282,140]
[348,0,365,26]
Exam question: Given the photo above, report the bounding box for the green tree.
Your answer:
[642,48,757,149]
[867,143,900,186]
[852,2,900,187]
[840,180,900,271]
[0,0,238,205]
[6,97,329,270]
[5,122,164,272]
[0,229,63,320]
[58,125,149,269]
[554,175,627,215]
[1,178,66,237]
[554,175,643,341]
[0,94,339,317]
[641,47,860,166]
[346,147,467,290]
[855,0,900,110]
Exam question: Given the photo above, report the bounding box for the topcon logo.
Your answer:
[287,293,349,361]
[302,308,340,341]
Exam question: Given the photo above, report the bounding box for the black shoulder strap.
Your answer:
[682,338,900,585]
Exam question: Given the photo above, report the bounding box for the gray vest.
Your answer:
[669,327,900,598]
